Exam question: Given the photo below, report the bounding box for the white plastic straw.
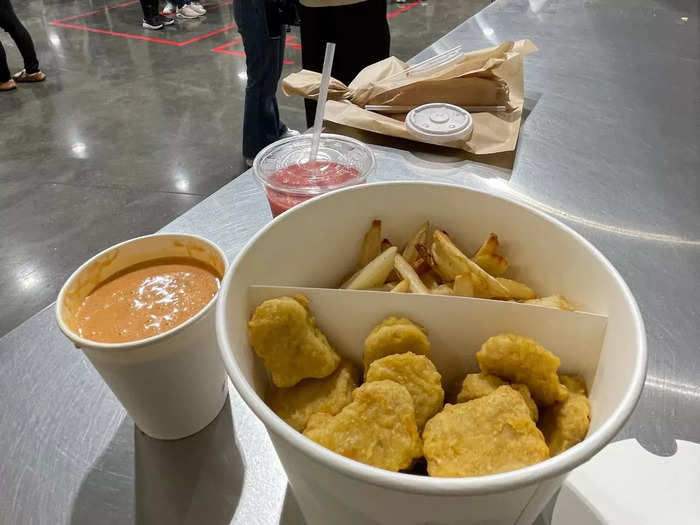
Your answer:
[309,42,336,162]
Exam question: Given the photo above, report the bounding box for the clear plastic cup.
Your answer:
[253,133,375,217]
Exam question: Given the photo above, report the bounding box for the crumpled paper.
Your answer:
[282,40,537,154]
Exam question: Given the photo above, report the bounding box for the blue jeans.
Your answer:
[233,0,287,159]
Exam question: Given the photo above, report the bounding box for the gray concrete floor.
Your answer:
[0,0,489,336]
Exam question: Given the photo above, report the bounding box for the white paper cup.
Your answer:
[57,233,229,440]
[216,182,647,525]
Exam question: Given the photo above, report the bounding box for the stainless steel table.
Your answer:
[1,0,698,523]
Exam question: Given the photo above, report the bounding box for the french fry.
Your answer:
[525,295,573,311]
[412,258,431,275]
[431,231,509,298]
[390,279,410,293]
[431,284,454,295]
[453,273,474,297]
[344,246,397,290]
[402,221,429,264]
[496,278,536,300]
[381,238,393,252]
[394,253,429,294]
[421,270,440,290]
[358,220,382,268]
[471,233,508,276]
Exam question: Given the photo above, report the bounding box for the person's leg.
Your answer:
[331,0,390,86]
[234,0,286,159]
[0,0,40,75]
[0,41,10,82]
[299,5,327,127]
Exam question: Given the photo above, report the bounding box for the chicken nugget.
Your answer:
[540,386,591,456]
[365,352,444,429]
[423,386,549,477]
[476,334,568,406]
[456,373,506,402]
[266,360,360,432]
[249,295,341,387]
[457,374,538,421]
[304,380,422,471]
[363,317,430,372]
[559,374,587,396]
[510,383,539,422]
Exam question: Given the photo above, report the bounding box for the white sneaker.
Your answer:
[189,2,206,15]
[280,128,300,139]
[176,4,200,18]
[162,1,175,14]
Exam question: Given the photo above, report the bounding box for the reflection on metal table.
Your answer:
[1,0,698,523]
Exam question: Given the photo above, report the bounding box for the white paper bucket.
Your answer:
[216,182,647,524]
[57,233,229,440]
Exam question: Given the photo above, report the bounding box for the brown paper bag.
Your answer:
[282,40,537,154]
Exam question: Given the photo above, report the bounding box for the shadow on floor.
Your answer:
[70,398,244,525]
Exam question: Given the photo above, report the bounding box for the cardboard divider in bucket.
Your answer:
[248,286,607,392]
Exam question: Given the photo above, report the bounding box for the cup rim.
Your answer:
[56,232,228,350]
[216,181,648,496]
[252,133,376,195]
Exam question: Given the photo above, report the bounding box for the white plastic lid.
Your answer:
[405,103,473,145]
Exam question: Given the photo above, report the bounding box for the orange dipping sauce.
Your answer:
[76,258,220,343]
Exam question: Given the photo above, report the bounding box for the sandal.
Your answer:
[12,69,46,83]
[0,79,17,91]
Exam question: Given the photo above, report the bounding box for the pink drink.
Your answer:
[265,161,362,217]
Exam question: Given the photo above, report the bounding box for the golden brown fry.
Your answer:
[358,220,382,268]
[365,352,444,429]
[394,253,430,294]
[431,284,454,295]
[524,295,574,311]
[266,360,360,431]
[496,278,537,300]
[471,233,508,276]
[249,295,341,387]
[457,373,537,421]
[343,246,397,290]
[476,334,568,406]
[431,231,508,298]
[421,270,440,290]
[423,386,549,477]
[412,258,431,276]
[363,317,431,371]
[304,380,422,471]
[453,273,474,297]
[540,385,590,456]
[390,279,410,293]
[402,221,429,264]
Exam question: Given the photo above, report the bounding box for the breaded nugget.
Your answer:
[510,383,539,422]
[476,334,568,406]
[423,386,549,477]
[559,374,587,396]
[249,295,341,387]
[304,380,422,471]
[266,360,360,431]
[456,373,506,402]
[365,352,444,429]
[363,317,431,371]
[540,386,591,456]
[457,373,538,421]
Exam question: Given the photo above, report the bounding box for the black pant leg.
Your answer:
[0,0,40,74]
[299,5,327,127]
[139,0,158,19]
[332,0,390,84]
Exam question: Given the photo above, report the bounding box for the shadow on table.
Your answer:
[280,484,308,525]
[70,398,244,525]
